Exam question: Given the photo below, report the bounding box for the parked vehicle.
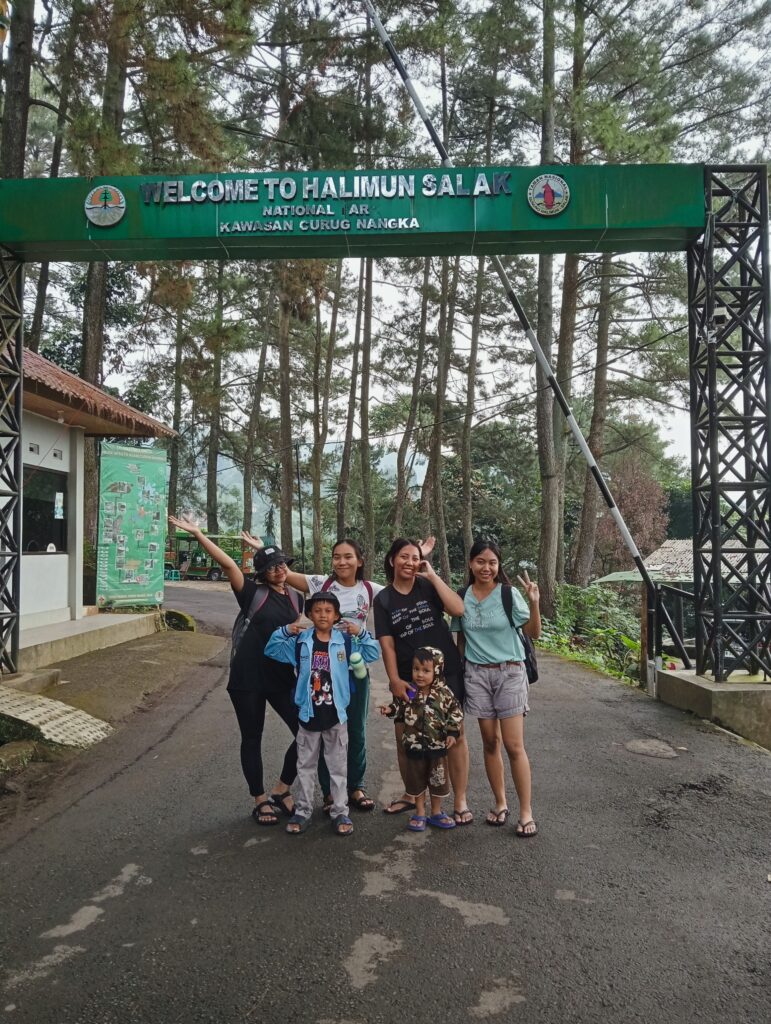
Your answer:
[164,531,254,581]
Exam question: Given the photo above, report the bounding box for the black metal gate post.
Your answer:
[688,166,771,680]
[0,246,24,674]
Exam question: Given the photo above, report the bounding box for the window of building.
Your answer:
[22,466,68,553]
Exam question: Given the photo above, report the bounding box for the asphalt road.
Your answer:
[1,584,769,1023]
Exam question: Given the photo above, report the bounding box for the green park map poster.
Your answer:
[96,443,168,608]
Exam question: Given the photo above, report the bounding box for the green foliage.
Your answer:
[540,583,642,680]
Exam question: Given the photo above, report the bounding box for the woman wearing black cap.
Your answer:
[168,515,304,826]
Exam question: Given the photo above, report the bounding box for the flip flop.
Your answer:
[349,789,375,812]
[515,818,538,838]
[252,801,279,826]
[382,798,417,815]
[428,812,456,830]
[453,808,474,826]
[486,808,510,827]
[407,815,428,832]
[286,814,311,835]
[332,814,354,836]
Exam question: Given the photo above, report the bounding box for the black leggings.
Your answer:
[228,687,299,797]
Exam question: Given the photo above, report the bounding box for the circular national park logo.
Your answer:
[527,174,570,216]
[84,184,127,226]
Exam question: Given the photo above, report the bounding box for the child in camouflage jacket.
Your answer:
[379,646,463,832]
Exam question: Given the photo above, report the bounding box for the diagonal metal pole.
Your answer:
[363,0,658,659]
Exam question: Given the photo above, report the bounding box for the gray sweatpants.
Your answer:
[295,722,349,819]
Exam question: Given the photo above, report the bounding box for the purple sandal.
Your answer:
[407,815,428,832]
[428,812,456,830]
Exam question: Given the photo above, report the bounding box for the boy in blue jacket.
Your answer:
[265,591,380,836]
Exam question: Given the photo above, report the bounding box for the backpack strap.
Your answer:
[322,575,374,610]
[247,584,270,622]
[501,584,515,628]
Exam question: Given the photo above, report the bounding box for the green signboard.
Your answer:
[96,443,168,608]
[0,164,706,262]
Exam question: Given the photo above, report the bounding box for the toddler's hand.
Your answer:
[378,704,391,716]
[286,621,303,635]
[339,620,362,636]
[445,736,457,749]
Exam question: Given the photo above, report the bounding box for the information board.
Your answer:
[96,443,168,608]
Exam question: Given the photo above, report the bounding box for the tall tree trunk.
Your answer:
[536,0,558,618]
[359,258,375,576]
[206,261,223,535]
[167,306,184,517]
[80,0,134,548]
[554,0,586,581]
[462,256,485,559]
[0,0,33,178]
[276,26,294,555]
[336,261,364,538]
[431,255,460,582]
[310,261,342,569]
[394,257,430,536]
[81,262,108,547]
[242,333,269,533]
[462,67,497,560]
[28,0,84,353]
[572,253,612,586]
[277,289,294,555]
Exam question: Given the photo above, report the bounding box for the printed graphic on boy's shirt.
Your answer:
[311,648,333,707]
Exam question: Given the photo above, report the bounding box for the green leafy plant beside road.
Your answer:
[539,584,641,681]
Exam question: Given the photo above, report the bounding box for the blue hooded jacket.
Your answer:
[265,625,380,725]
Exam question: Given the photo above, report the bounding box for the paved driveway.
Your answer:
[1,586,769,1023]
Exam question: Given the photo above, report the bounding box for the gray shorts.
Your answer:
[464,660,529,719]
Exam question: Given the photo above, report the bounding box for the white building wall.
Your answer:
[20,412,85,629]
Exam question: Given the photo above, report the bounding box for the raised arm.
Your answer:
[518,572,542,640]
[416,560,465,617]
[169,514,244,593]
[240,530,310,593]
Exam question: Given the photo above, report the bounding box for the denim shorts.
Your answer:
[463,660,529,719]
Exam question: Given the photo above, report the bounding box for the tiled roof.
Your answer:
[23,348,175,438]
[643,539,693,577]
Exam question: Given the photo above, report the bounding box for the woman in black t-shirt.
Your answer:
[168,515,303,826]
[373,538,473,825]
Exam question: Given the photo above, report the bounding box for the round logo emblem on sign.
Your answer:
[84,184,126,227]
[527,175,570,216]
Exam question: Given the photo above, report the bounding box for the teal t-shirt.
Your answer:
[451,584,530,665]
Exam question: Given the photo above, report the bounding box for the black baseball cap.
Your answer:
[253,546,295,575]
[304,591,341,614]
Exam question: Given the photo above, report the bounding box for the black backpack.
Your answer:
[457,584,538,684]
[231,584,302,664]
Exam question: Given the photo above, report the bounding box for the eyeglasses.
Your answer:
[265,562,287,572]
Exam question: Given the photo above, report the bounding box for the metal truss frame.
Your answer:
[0,247,23,674]
[688,166,771,680]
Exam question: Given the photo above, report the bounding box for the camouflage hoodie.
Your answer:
[384,680,463,760]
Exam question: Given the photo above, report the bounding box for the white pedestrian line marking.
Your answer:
[243,837,270,847]
[92,864,141,902]
[470,977,526,1017]
[41,906,104,939]
[4,1005,16,1013]
[343,933,402,990]
[555,889,594,904]
[354,841,422,897]
[5,945,86,990]
[190,846,208,855]
[40,864,145,940]
[410,889,510,926]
